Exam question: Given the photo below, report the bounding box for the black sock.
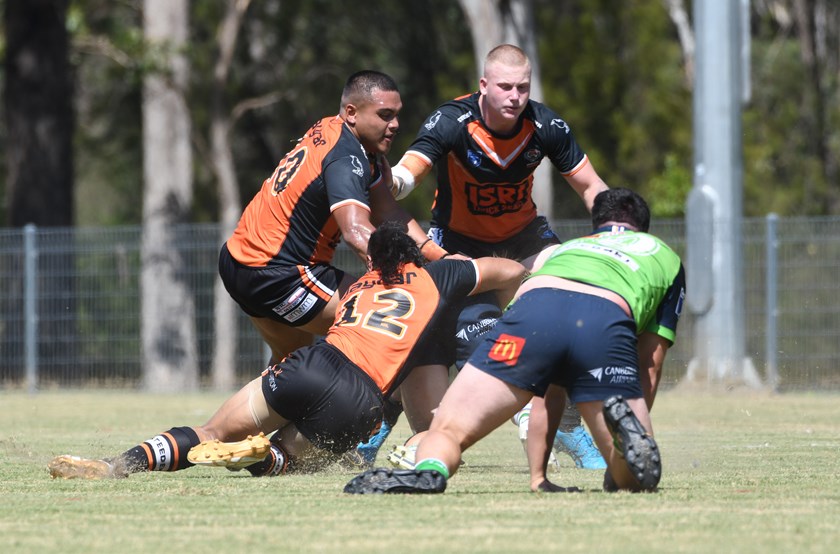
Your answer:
[120,426,200,473]
[245,442,289,477]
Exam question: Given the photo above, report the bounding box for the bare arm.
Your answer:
[369,156,447,260]
[563,160,609,212]
[471,257,527,306]
[637,332,671,410]
[332,203,376,264]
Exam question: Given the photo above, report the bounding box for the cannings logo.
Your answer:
[588,366,637,384]
[488,333,526,366]
[596,234,661,256]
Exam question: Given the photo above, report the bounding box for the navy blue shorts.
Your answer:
[423,216,560,369]
[468,288,643,403]
[261,342,384,454]
[453,292,502,369]
[219,244,343,327]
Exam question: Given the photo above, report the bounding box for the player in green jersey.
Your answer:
[345,188,686,494]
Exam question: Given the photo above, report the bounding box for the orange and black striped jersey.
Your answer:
[325,259,480,396]
[402,92,589,242]
[226,115,382,267]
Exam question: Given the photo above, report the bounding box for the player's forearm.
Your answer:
[637,333,668,410]
[343,222,373,263]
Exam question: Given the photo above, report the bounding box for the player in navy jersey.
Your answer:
[374,44,609,470]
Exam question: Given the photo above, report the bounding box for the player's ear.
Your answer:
[344,102,358,125]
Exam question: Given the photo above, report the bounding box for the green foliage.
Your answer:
[3,0,839,226]
[538,0,692,218]
[742,14,833,216]
[185,0,472,223]
[648,154,692,217]
[69,0,145,225]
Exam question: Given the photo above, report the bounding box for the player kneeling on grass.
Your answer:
[344,188,686,494]
[48,222,526,480]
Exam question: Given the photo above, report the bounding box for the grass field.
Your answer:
[1,389,839,553]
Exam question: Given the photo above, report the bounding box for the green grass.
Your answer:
[2,390,839,553]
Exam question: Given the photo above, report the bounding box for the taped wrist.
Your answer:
[390,164,416,200]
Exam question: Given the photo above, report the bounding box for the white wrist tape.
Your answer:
[390,164,417,200]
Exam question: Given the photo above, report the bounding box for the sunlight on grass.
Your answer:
[1,390,838,553]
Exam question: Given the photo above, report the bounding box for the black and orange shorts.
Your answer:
[261,342,384,454]
[219,244,343,327]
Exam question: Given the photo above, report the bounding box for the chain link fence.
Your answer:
[1,217,837,391]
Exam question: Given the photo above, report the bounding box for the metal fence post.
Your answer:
[765,213,779,391]
[24,224,39,393]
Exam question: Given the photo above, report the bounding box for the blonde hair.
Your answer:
[483,44,530,74]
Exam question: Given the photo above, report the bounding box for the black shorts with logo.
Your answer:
[219,243,343,327]
[260,342,384,454]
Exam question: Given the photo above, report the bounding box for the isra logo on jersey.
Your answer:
[466,178,531,216]
[488,333,526,366]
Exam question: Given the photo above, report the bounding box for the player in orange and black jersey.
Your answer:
[386,44,610,469]
[394,90,586,244]
[219,70,448,368]
[390,47,608,258]
[47,223,525,480]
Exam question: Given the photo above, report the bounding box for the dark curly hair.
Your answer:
[368,221,426,285]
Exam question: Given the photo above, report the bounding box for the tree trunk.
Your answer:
[3,0,77,382]
[210,0,250,391]
[4,0,74,228]
[457,0,553,218]
[663,0,696,88]
[141,0,198,391]
[793,0,834,212]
